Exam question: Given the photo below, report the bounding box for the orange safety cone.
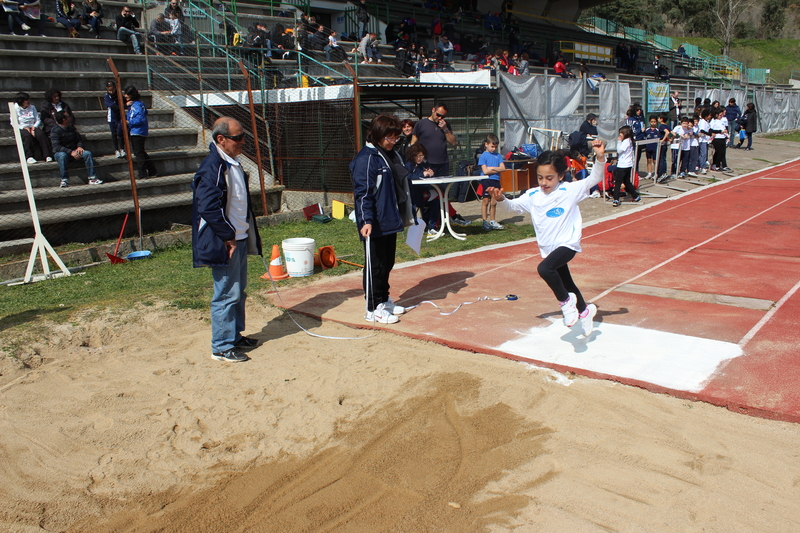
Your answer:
[317,245,337,270]
[262,244,290,280]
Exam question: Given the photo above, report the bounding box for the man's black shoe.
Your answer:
[212,349,249,363]
[235,336,259,349]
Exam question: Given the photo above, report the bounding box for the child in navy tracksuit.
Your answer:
[643,115,661,179]
[104,81,125,158]
[656,113,671,181]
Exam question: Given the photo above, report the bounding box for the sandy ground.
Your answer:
[1,136,800,532]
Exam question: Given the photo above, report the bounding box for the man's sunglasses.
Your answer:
[435,113,445,118]
[222,133,245,142]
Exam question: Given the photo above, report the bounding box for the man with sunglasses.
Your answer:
[115,6,142,54]
[409,104,469,226]
[191,117,263,364]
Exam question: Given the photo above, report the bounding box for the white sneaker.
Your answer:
[46,156,53,162]
[644,172,653,179]
[119,149,126,158]
[60,179,69,188]
[385,296,406,315]
[687,172,698,177]
[88,177,103,185]
[26,157,37,164]
[21,23,31,31]
[580,303,597,336]
[114,150,121,158]
[365,303,399,324]
[701,168,708,175]
[560,293,579,327]
[490,220,504,230]
[589,190,600,198]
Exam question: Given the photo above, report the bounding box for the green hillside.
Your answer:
[682,38,800,83]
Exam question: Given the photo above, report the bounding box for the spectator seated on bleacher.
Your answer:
[149,14,174,53]
[115,5,142,54]
[435,35,454,64]
[19,0,47,37]
[586,73,606,91]
[81,0,103,38]
[164,0,193,44]
[12,91,53,164]
[325,30,346,62]
[308,25,327,51]
[357,31,382,64]
[657,65,670,81]
[3,0,30,35]
[55,0,82,37]
[40,87,75,138]
[51,110,100,188]
[244,21,271,64]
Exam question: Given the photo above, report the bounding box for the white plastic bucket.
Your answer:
[281,238,315,277]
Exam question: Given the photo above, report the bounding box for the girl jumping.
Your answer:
[486,140,606,336]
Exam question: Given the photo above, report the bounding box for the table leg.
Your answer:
[425,183,447,241]
[441,182,466,240]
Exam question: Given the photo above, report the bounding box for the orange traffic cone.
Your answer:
[262,244,290,280]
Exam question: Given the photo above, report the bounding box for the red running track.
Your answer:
[268,158,800,423]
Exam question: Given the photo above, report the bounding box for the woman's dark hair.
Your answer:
[406,142,428,160]
[123,85,141,100]
[366,114,401,145]
[400,118,415,129]
[44,88,61,103]
[701,108,712,119]
[586,113,597,121]
[619,125,633,140]
[15,92,30,105]
[746,102,755,111]
[521,52,529,60]
[536,150,569,175]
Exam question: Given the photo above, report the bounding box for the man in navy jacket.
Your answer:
[191,117,263,363]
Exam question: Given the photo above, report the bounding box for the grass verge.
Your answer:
[0,218,533,331]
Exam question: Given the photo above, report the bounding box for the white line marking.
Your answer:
[590,190,800,303]
[498,320,742,393]
[739,278,800,347]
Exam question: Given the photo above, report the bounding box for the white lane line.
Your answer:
[585,165,792,242]
[738,278,800,347]
[590,190,800,303]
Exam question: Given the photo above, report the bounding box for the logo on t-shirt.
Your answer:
[546,207,564,218]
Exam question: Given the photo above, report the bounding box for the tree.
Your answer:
[711,0,756,55]
[760,0,790,38]
[588,0,665,33]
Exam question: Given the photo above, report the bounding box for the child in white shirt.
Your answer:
[486,140,607,336]
[612,125,640,207]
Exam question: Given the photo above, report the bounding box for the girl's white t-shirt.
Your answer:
[710,118,727,139]
[617,138,634,168]
[698,119,711,143]
[691,125,699,147]
[498,160,605,258]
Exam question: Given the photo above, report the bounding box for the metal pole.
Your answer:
[544,69,551,130]
[238,61,268,216]
[107,58,142,242]
[353,80,362,150]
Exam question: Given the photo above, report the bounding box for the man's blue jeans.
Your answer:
[117,27,141,53]
[211,238,248,353]
[54,150,94,180]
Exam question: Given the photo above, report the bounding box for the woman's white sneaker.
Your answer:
[385,297,406,315]
[365,303,399,324]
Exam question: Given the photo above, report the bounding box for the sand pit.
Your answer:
[1,301,799,532]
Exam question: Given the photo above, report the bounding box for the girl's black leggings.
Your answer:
[712,138,727,168]
[537,246,587,314]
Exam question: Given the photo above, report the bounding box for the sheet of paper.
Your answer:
[405,220,426,255]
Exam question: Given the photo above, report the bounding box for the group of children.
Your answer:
[626,107,734,186]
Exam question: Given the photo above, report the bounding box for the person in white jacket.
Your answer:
[486,139,606,336]
[12,91,52,164]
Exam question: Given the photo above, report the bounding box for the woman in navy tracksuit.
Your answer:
[123,85,158,179]
[350,115,414,324]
